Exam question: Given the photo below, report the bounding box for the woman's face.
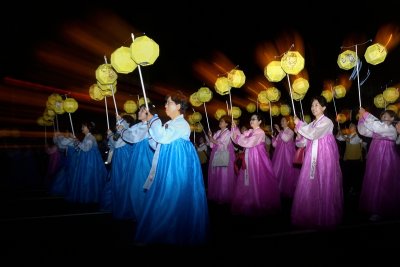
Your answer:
[381,112,394,125]
[165,97,180,119]
[250,115,261,129]
[138,107,148,121]
[81,124,89,134]
[219,119,228,129]
[311,99,325,118]
[280,117,288,128]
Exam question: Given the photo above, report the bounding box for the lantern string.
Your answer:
[275,44,295,59]
[286,74,297,117]
[131,33,149,111]
[103,56,119,117]
[330,85,340,131]
[104,96,110,129]
[203,102,211,133]
[340,39,372,49]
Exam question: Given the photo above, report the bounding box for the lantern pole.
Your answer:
[269,100,273,135]
[286,74,297,117]
[104,96,110,129]
[355,45,362,108]
[299,99,304,121]
[104,56,119,117]
[131,33,149,111]
[229,89,234,124]
[256,98,259,113]
[55,114,59,132]
[330,85,340,130]
[203,102,211,133]
[68,113,75,137]
[226,100,229,115]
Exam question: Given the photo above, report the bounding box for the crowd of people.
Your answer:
[41,93,400,246]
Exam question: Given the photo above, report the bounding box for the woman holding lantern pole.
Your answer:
[207,115,236,205]
[134,91,209,245]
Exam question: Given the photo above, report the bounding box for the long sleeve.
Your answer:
[233,128,266,148]
[296,116,333,140]
[210,128,231,149]
[148,114,190,144]
[121,122,148,144]
[77,133,96,152]
[358,112,397,140]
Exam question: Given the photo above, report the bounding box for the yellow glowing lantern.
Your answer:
[111,46,138,74]
[270,104,280,116]
[264,61,285,82]
[257,90,269,104]
[94,134,103,142]
[383,87,399,103]
[47,93,62,109]
[292,91,305,101]
[364,43,387,65]
[37,116,53,127]
[246,102,256,113]
[337,50,357,70]
[190,124,196,132]
[336,113,347,124]
[304,114,311,123]
[187,115,195,125]
[63,98,78,113]
[197,87,213,102]
[334,85,346,99]
[43,112,54,122]
[292,77,309,95]
[192,112,202,123]
[46,108,56,117]
[281,51,305,75]
[280,104,291,116]
[321,90,333,103]
[215,108,227,120]
[123,100,138,114]
[189,92,203,107]
[266,87,281,102]
[232,106,242,119]
[89,84,105,101]
[96,64,118,85]
[215,76,231,95]
[130,35,160,66]
[138,97,151,107]
[53,100,65,115]
[387,104,398,114]
[374,94,385,108]
[259,102,270,112]
[228,69,246,88]
[98,82,117,97]
[195,123,203,133]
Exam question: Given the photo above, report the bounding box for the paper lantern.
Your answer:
[266,87,281,102]
[47,93,62,109]
[337,50,357,70]
[123,100,138,114]
[46,108,56,117]
[43,112,54,121]
[270,104,280,116]
[292,77,309,95]
[215,77,231,95]
[336,113,347,124]
[187,115,195,125]
[292,91,305,101]
[257,90,269,104]
[259,102,270,112]
[197,87,213,102]
[364,43,387,65]
[228,69,246,88]
[53,100,65,115]
[189,124,196,132]
[321,90,333,103]
[382,87,399,103]
[280,104,291,116]
[111,46,138,74]
[96,64,118,85]
[334,85,346,99]
[246,102,256,113]
[138,97,151,107]
[37,116,53,127]
[304,114,311,123]
[98,82,117,97]
[387,104,398,114]
[89,84,105,101]
[281,51,305,75]
[94,134,103,142]
[189,92,203,107]
[195,123,203,133]
[232,106,242,119]
[264,61,285,82]
[374,94,385,108]
[214,108,227,120]
[63,98,78,113]
[192,112,202,123]
[130,35,159,66]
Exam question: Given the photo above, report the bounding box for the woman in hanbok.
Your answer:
[207,115,236,205]
[292,96,343,230]
[230,113,281,217]
[357,108,400,221]
[134,92,209,245]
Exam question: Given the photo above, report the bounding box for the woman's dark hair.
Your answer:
[311,95,327,108]
[166,91,188,113]
[121,114,136,127]
[82,121,96,133]
[139,103,157,116]
[220,115,232,128]
[252,113,264,126]
[380,109,397,120]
